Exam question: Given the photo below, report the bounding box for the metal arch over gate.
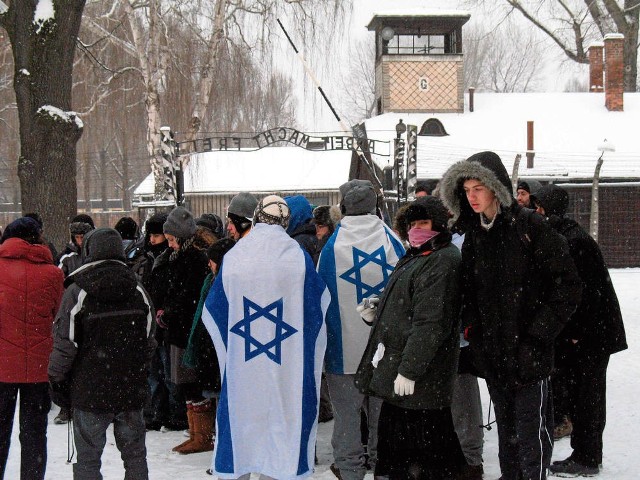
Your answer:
[174,126,390,157]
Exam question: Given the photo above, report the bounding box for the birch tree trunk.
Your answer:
[124,0,168,201]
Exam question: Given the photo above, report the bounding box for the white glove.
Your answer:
[393,373,415,396]
[356,296,379,325]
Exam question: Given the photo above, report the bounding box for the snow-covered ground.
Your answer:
[5,269,638,479]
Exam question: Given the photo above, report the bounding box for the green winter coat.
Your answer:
[355,235,461,410]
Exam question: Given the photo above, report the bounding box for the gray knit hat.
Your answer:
[339,179,377,215]
[228,192,259,220]
[81,228,126,263]
[163,206,196,238]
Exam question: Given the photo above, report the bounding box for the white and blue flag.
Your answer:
[317,215,405,374]
[202,223,329,479]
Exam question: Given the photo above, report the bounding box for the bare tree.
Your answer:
[84,0,351,200]
[0,1,86,248]
[466,0,640,91]
[337,39,376,125]
[464,21,544,92]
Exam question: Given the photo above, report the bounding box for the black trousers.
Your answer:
[566,355,609,468]
[0,382,51,480]
[488,378,553,480]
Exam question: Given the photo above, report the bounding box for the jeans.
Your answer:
[145,342,186,427]
[73,408,148,480]
[0,382,50,480]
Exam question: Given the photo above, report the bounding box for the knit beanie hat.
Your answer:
[163,206,196,238]
[114,216,139,240]
[1,217,42,244]
[517,179,543,195]
[207,238,236,266]
[228,192,259,220]
[253,195,291,229]
[196,213,224,239]
[339,179,377,215]
[81,228,126,263]
[145,213,168,235]
[405,196,450,233]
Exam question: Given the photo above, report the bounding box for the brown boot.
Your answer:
[176,404,214,454]
[172,404,194,452]
[553,415,573,440]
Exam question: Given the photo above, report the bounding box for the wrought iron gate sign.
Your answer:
[176,127,389,156]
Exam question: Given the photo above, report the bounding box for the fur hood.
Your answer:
[439,151,515,230]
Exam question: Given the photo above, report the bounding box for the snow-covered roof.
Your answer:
[363,92,640,181]
[133,147,352,196]
[367,8,470,30]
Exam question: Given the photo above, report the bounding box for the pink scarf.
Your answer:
[408,228,439,248]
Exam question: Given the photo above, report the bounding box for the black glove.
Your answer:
[49,379,71,409]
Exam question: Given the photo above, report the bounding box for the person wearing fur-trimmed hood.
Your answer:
[439,151,582,480]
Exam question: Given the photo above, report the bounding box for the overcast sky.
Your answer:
[286,0,587,131]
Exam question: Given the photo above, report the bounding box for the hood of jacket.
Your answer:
[284,195,313,235]
[66,228,138,301]
[0,237,53,264]
[68,259,139,302]
[439,151,515,231]
[529,184,569,217]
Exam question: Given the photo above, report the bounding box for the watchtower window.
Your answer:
[385,34,446,55]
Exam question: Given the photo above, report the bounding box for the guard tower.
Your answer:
[367,10,470,115]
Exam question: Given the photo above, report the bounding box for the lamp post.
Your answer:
[590,139,615,242]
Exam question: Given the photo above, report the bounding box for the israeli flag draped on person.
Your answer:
[202,221,329,479]
[318,213,405,375]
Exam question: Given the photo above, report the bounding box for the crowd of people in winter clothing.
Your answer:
[0,149,628,480]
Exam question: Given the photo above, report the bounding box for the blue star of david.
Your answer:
[230,297,297,364]
[339,245,395,303]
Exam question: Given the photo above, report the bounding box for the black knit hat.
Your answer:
[405,196,450,233]
[1,217,42,244]
[145,213,168,235]
[114,216,139,240]
[207,238,236,267]
[517,179,542,194]
[196,213,224,239]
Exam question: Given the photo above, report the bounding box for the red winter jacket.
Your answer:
[0,237,64,383]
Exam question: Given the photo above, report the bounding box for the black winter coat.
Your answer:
[356,234,461,409]
[461,206,582,387]
[290,221,319,265]
[161,244,209,349]
[49,260,155,413]
[548,215,627,361]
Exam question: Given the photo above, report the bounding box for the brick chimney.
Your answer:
[587,42,604,92]
[604,33,624,111]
